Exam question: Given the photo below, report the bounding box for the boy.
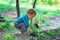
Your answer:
[14,9,36,36]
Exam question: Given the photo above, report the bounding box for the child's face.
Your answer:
[28,14,36,19]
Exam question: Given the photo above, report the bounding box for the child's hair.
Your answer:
[27,9,36,15]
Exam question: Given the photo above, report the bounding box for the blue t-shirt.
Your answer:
[15,13,29,28]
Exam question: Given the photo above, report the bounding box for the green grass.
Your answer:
[0,4,16,12]
[4,34,14,40]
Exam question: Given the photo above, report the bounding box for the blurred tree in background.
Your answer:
[0,0,60,13]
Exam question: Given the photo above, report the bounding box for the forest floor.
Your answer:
[0,12,60,40]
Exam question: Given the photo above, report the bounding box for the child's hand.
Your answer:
[28,28,32,32]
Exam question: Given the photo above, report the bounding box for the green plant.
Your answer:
[45,22,51,26]
[0,17,15,31]
[4,34,14,40]
[0,19,10,31]
[48,31,56,37]
[38,33,46,38]
[57,26,60,29]
[46,12,53,18]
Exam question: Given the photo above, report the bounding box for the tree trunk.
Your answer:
[16,0,20,18]
[33,0,36,8]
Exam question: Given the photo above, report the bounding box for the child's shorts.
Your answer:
[14,23,27,33]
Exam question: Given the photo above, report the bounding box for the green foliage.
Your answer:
[20,0,29,3]
[0,17,16,31]
[34,14,45,24]
[4,34,14,40]
[57,26,60,30]
[41,0,47,4]
[0,21,10,31]
[45,22,51,26]
[58,26,60,28]
[4,17,13,22]
[38,33,46,38]
[49,31,56,36]
[0,4,16,12]
[46,12,53,18]
[55,10,60,16]
[40,17,45,24]
[47,0,53,5]
[42,11,48,15]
